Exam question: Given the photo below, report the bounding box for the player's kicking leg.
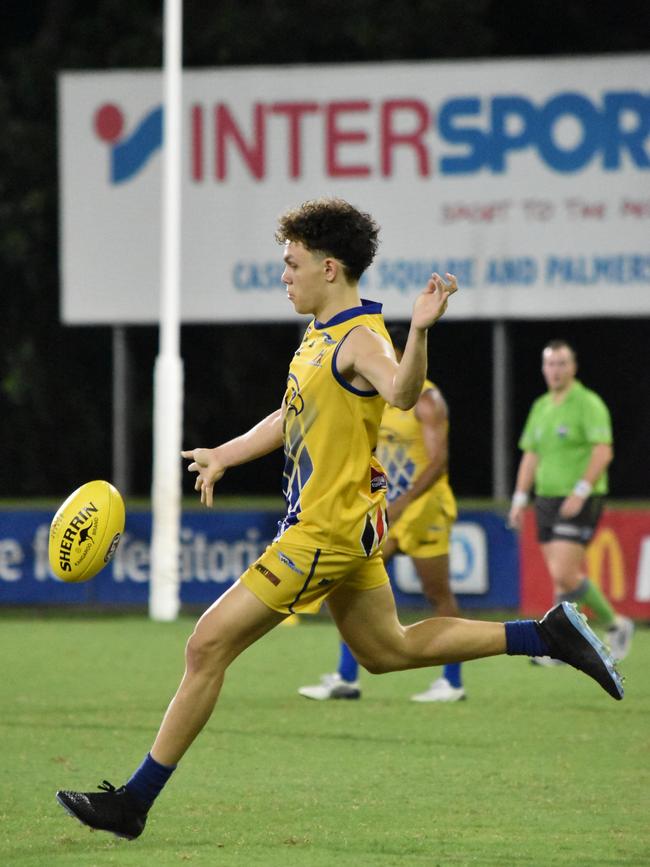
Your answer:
[56,581,285,839]
[327,582,623,700]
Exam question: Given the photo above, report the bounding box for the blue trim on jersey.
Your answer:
[314,299,383,330]
[331,328,379,397]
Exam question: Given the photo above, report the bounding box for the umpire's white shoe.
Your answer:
[606,616,634,661]
[298,673,361,701]
[410,677,466,703]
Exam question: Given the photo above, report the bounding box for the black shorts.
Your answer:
[534,496,604,545]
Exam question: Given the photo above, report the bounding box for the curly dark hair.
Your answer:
[275,197,380,282]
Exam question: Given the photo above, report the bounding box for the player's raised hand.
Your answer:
[181,447,226,507]
[411,272,458,330]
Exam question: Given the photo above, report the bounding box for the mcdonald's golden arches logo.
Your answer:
[586,528,625,601]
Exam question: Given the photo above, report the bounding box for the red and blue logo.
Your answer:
[94,103,162,183]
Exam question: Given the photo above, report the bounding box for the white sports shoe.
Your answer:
[410,677,466,703]
[298,673,361,701]
[530,655,565,666]
[606,616,634,661]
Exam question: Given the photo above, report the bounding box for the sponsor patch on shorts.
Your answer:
[255,563,281,586]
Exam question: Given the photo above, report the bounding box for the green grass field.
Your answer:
[1,611,648,866]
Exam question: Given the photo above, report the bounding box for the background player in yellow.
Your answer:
[299,325,467,702]
[509,340,633,663]
[57,199,623,842]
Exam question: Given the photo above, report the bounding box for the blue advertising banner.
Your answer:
[0,509,519,609]
[390,511,520,609]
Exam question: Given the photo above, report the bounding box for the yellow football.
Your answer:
[48,480,125,582]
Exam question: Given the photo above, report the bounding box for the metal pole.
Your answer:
[492,320,511,502]
[111,325,130,496]
[149,0,184,621]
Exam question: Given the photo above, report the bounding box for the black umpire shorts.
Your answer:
[534,495,604,545]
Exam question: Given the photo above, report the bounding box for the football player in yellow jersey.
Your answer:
[299,325,467,702]
[56,198,623,841]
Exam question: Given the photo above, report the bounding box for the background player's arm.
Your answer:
[558,442,613,518]
[508,451,539,530]
[181,408,284,507]
[340,273,457,408]
[387,389,449,524]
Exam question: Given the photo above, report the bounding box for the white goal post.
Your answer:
[149,0,184,621]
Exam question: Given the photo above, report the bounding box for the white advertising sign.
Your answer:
[59,56,650,323]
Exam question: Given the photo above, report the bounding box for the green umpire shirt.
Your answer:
[518,379,612,497]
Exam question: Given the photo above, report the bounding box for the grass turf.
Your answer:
[0,612,647,866]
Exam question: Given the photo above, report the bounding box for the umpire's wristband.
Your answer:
[511,491,529,508]
[573,479,593,498]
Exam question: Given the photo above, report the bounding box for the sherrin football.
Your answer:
[48,480,125,582]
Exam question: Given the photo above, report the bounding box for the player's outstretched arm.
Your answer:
[181,408,284,507]
[345,273,457,409]
[392,272,458,406]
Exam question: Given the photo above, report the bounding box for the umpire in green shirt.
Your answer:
[509,339,633,662]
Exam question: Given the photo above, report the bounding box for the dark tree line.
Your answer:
[1,1,649,498]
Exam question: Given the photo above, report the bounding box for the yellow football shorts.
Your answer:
[240,538,389,615]
[389,481,457,559]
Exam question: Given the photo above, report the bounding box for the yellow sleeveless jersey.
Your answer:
[277,300,390,556]
[376,379,451,502]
